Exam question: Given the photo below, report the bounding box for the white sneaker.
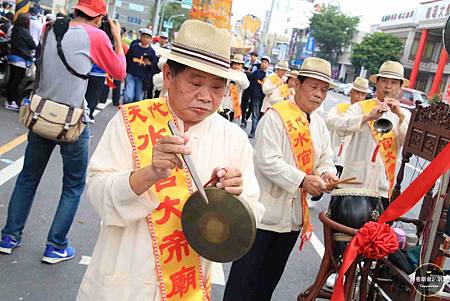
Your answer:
[4,102,19,111]
[326,273,338,288]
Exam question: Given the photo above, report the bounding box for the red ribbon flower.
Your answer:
[356,222,398,260]
[331,143,450,301]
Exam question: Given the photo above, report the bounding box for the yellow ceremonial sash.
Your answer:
[359,99,398,195]
[336,103,351,113]
[271,101,314,249]
[229,83,241,120]
[335,103,352,157]
[267,74,289,99]
[120,98,207,301]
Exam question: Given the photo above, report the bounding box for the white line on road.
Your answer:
[0,156,23,186]
[79,255,91,265]
[310,233,325,258]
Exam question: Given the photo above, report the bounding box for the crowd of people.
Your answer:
[0,0,413,300]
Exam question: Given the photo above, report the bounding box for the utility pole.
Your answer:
[260,0,276,56]
[151,0,162,35]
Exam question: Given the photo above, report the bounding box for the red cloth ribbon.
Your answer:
[331,143,450,301]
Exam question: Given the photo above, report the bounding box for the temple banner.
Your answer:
[189,0,233,30]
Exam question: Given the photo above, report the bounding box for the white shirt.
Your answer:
[254,107,336,233]
[325,104,352,166]
[261,74,288,113]
[334,100,410,197]
[221,69,250,111]
[29,16,43,46]
[77,110,263,301]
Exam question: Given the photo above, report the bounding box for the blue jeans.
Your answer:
[123,74,145,104]
[250,95,263,136]
[2,127,90,248]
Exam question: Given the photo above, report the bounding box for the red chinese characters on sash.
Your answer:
[120,98,207,300]
[359,99,398,195]
[271,101,314,250]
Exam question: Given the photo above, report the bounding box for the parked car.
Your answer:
[335,82,350,94]
[331,79,341,91]
[399,87,428,109]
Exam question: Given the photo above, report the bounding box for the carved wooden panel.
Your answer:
[403,102,449,161]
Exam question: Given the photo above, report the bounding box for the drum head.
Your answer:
[181,187,256,263]
[444,16,450,55]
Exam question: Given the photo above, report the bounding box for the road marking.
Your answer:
[0,156,24,186]
[79,255,91,265]
[310,233,325,258]
[0,134,27,156]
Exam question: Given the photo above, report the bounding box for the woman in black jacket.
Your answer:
[5,13,36,111]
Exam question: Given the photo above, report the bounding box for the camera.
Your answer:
[100,14,113,41]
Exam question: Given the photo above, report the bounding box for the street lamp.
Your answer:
[162,13,185,33]
[157,0,182,34]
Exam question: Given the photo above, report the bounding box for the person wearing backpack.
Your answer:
[0,0,126,264]
[4,13,36,111]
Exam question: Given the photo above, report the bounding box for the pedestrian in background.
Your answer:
[5,13,36,111]
[123,27,158,103]
[248,55,270,138]
[0,0,126,263]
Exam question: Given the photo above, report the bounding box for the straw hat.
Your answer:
[287,70,300,79]
[231,54,245,64]
[350,77,371,93]
[298,57,335,87]
[275,60,290,71]
[154,20,240,81]
[369,61,410,87]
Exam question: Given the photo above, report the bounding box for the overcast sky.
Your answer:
[231,0,425,32]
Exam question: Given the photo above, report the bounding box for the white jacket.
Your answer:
[221,70,250,111]
[261,74,288,113]
[77,111,263,301]
[254,108,335,233]
[334,100,410,197]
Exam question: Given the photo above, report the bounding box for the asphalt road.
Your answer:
[0,91,428,301]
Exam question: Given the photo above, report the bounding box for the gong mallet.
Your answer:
[167,120,210,205]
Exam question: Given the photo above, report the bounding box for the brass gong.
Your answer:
[168,121,257,263]
[182,187,256,263]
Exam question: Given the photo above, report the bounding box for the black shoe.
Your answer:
[248,133,254,139]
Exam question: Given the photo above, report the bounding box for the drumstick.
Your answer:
[334,177,357,185]
[326,177,361,189]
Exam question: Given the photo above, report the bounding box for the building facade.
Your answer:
[38,0,153,31]
[336,30,368,83]
[376,0,450,95]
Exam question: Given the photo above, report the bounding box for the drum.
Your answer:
[328,188,384,229]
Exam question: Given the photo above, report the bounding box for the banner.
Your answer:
[189,0,233,30]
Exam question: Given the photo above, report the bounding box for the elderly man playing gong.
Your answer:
[77,20,263,301]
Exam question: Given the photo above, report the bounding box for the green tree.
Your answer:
[351,32,403,75]
[159,2,190,35]
[309,5,360,66]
